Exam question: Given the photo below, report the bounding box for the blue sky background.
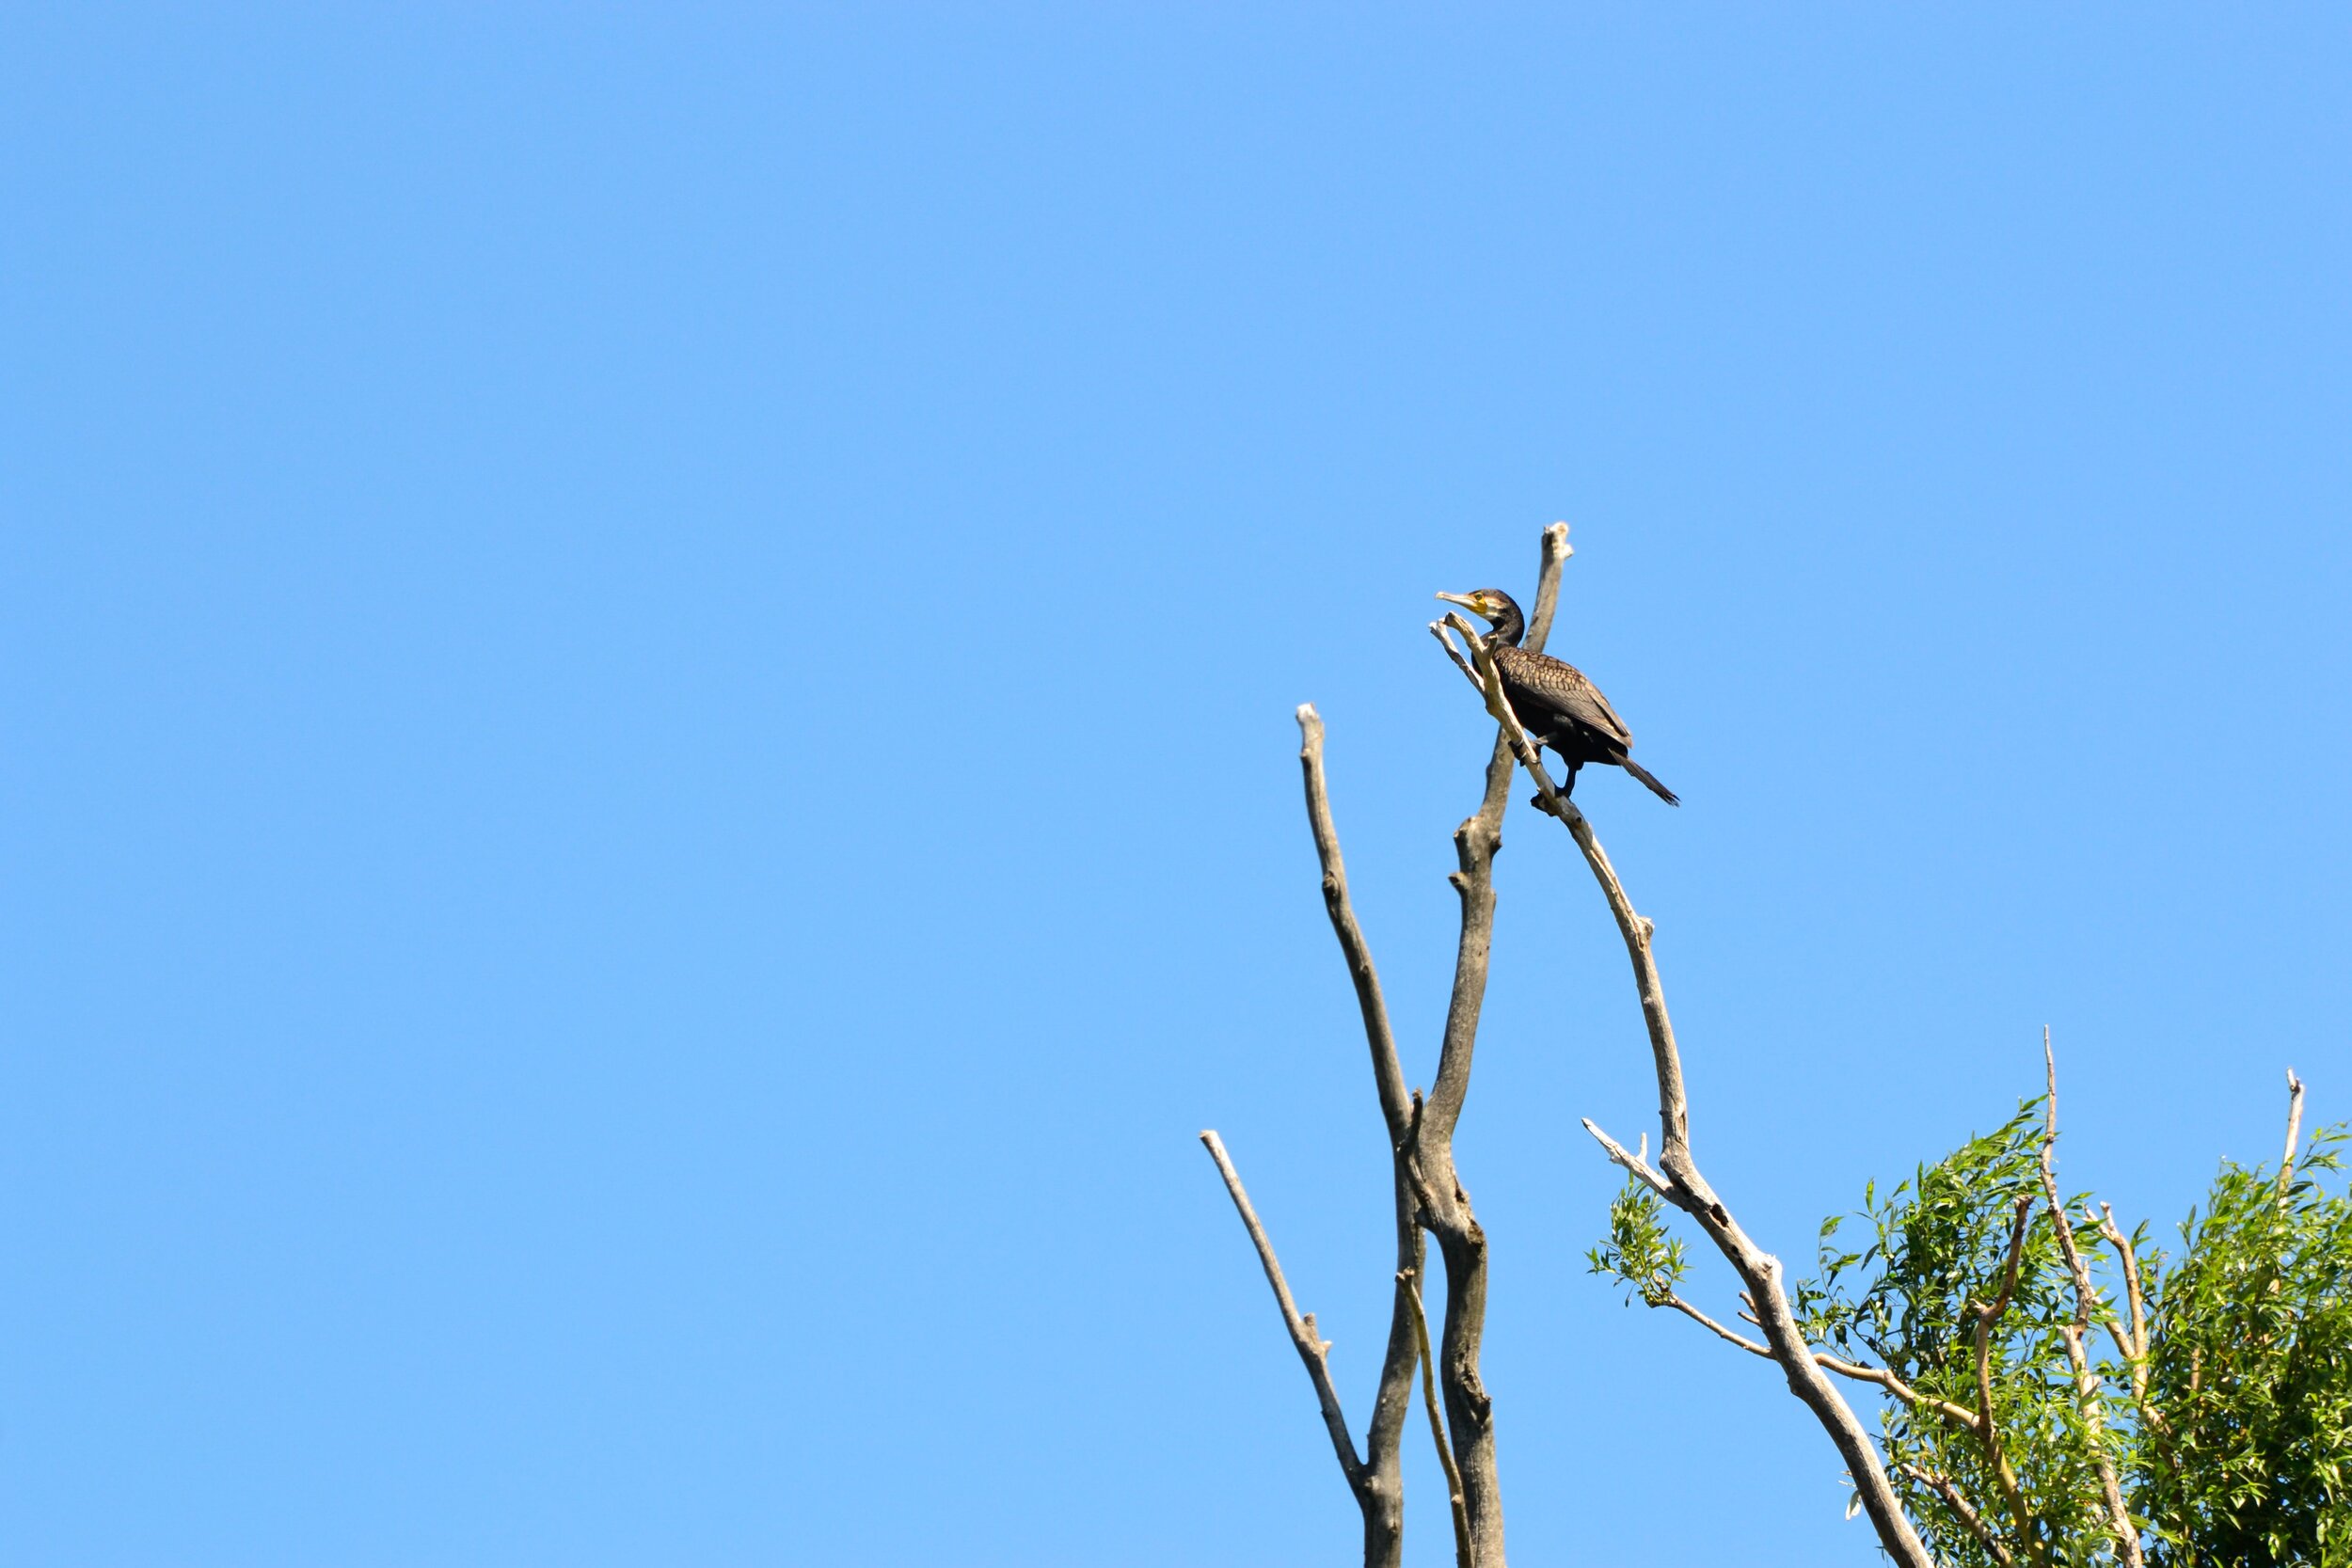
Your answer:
[5,7,2348,1564]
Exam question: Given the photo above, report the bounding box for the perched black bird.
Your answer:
[1436,587,1679,806]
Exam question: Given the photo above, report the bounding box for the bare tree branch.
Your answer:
[1251,521,1560,1567]
[2038,1033,2145,1568]
[1616,1242,1984,1430]
[1294,704,1422,1563]
[1297,706,1411,1146]
[2093,1201,2152,1399]
[1199,1131,1368,1492]
[1662,1292,1774,1357]
[1430,617,1936,1568]
[1815,1354,1983,1431]
[1401,1268,1475,1568]
[1581,1117,1673,1200]
[2280,1068,2308,1196]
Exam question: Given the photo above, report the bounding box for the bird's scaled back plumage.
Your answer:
[1492,643,1632,751]
[1434,585,1679,807]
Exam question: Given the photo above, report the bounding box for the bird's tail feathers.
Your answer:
[1620,758,1680,807]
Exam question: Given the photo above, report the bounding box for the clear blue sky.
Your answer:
[5,8,2347,1564]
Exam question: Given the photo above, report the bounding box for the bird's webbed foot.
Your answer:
[1529,764,1579,816]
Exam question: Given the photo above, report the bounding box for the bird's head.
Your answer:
[1434,588,1526,644]
[1434,588,1512,625]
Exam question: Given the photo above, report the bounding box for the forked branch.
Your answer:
[1202,526,1567,1567]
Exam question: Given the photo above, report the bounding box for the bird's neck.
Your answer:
[1484,608,1527,647]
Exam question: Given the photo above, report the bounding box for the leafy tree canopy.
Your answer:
[1594,1084,2352,1564]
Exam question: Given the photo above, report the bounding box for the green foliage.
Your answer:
[1593,1086,2352,1564]
[2138,1130,2352,1567]
[1793,1100,2117,1566]
[1586,1178,1687,1308]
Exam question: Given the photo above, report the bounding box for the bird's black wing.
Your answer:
[1496,647,1633,750]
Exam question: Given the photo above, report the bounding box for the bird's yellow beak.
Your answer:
[1434,591,1480,611]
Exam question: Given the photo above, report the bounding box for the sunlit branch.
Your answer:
[2280,1068,2308,1196]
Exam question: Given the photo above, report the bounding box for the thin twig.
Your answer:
[2280,1069,2308,1196]
[1624,1250,1980,1430]
[1655,1288,1983,1430]
[1199,1132,1366,1490]
[1663,1293,1773,1357]
[2037,1032,2144,1568]
[1401,1268,1476,1568]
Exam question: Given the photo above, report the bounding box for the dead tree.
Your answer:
[1201,522,1937,1567]
[1201,524,1568,1568]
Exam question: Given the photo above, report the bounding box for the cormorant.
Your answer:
[1435,588,1679,806]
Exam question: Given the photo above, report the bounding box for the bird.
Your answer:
[1435,587,1679,806]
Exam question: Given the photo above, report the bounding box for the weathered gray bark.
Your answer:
[1289,700,1421,1564]
[1201,524,1565,1568]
